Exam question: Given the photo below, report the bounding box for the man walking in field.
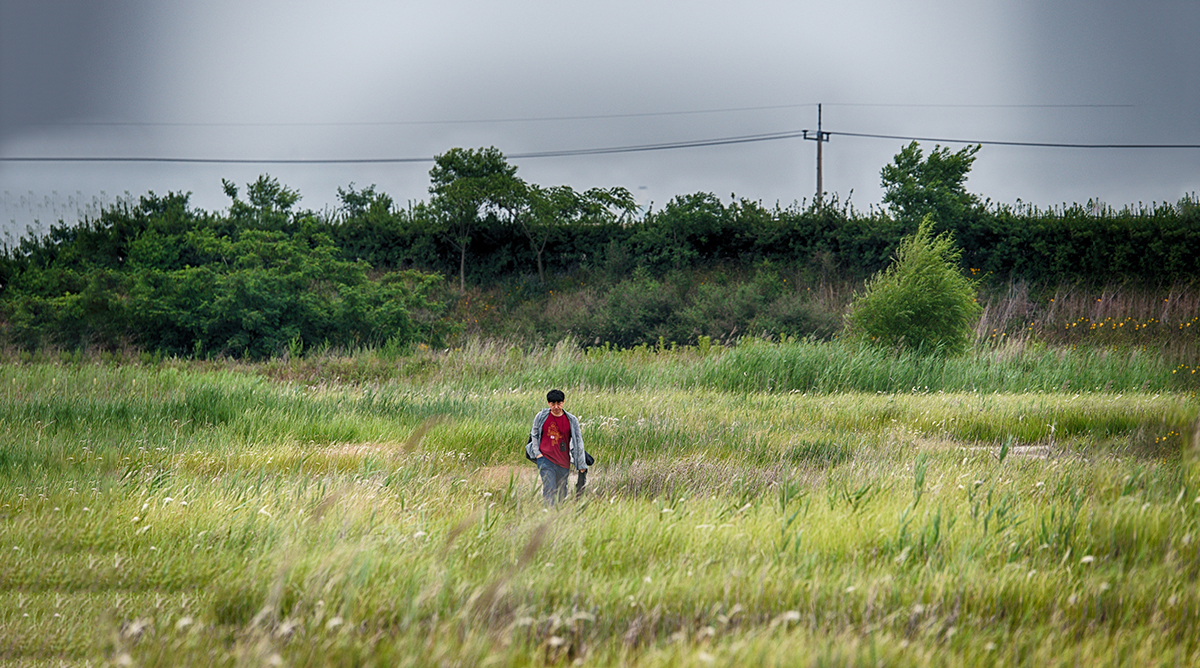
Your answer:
[526,389,587,505]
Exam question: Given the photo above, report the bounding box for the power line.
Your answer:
[0,130,809,164]
[830,130,1200,149]
[509,130,806,158]
[824,103,1133,109]
[3,128,1198,166]
[0,155,434,165]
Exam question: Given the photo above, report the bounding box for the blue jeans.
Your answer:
[536,457,570,505]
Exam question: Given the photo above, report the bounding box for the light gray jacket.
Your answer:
[526,408,587,470]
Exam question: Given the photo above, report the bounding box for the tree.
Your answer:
[428,147,522,291]
[634,192,728,271]
[332,184,403,267]
[845,216,981,356]
[511,184,636,283]
[881,142,981,226]
[222,175,302,232]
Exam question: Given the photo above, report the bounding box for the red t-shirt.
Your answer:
[539,412,572,469]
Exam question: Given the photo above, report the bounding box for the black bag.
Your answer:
[524,436,595,467]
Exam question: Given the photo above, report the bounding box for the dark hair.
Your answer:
[546,389,565,403]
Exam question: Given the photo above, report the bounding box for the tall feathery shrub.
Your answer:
[846,216,981,355]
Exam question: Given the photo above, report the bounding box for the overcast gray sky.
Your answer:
[2,0,1198,234]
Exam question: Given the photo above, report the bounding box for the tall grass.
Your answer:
[975,280,1200,365]
[0,360,1196,665]
[235,335,1198,394]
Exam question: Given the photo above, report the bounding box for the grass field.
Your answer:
[0,340,1197,666]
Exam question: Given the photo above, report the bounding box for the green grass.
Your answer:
[0,345,1197,666]
[230,335,1200,393]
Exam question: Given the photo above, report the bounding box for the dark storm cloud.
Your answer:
[0,1,158,141]
[994,0,1200,205]
[1021,0,1199,138]
[0,2,103,135]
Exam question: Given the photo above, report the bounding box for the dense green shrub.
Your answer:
[0,181,454,358]
[845,218,981,355]
[514,265,841,348]
[679,263,839,342]
[593,268,686,346]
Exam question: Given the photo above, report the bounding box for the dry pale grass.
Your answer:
[322,442,401,457]
[475,464,538,487]
[474,459,816,502]
[588,458,802,500]
[977,280,1200,335]
[975,280,1200,365]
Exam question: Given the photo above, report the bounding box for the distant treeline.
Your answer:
[1,163,1198,357]
[330,186,1200,285]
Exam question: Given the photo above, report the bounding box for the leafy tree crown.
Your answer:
[881,142,981,225]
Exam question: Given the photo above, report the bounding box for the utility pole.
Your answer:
[802,103,831,206]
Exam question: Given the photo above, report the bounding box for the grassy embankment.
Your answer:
[449,272,1200,369]
[0,340,1198,666]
